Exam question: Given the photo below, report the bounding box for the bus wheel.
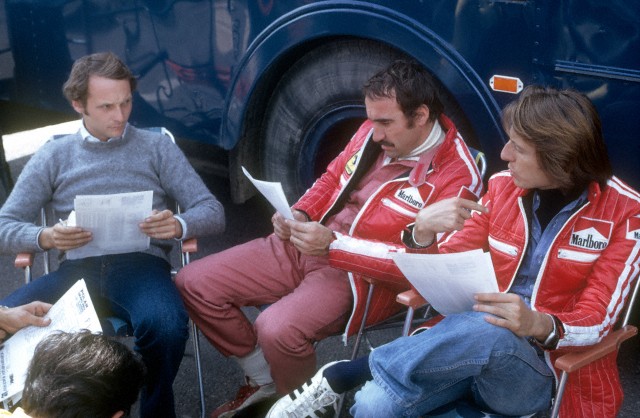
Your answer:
[262,39,406,202]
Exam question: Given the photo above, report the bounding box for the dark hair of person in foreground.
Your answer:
[21,330,146,418]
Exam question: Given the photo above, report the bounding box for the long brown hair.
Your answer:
[501,85,612,192]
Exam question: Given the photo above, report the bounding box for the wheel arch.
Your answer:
[225,2,506,202]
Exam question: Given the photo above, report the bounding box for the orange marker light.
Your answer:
[490,75,523,94]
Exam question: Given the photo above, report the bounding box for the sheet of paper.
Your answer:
[0,279,102,409]
[392,249,499,315]
[66,190,153,259]
[242,166,294,219]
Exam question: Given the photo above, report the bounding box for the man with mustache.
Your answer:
[267,86,640,418]
[176,60,483,417]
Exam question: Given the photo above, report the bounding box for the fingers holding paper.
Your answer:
[288,220,333,256]
[272,209,308,240]
[0,301,52,336]
[39,222,92,251]
[140,209,182,239]
[473,292,552,340]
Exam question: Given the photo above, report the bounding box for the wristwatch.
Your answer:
[411,227,434,248]
[540,314,561,350]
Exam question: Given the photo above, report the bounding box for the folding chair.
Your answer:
[12,127,207,418]
[395,259,640,417]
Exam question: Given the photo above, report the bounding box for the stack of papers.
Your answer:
[0,280,102,409]
[67,191,153,259]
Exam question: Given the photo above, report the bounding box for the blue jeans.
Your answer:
[1,252,189,418]
[350,311,554,417]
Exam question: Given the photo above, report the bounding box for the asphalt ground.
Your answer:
[1,126,639,417]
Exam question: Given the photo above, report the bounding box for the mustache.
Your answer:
[378,140,394,148]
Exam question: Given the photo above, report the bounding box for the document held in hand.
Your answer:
[392,249,499,315]
[66,190,153,260]
[241,166,294,220]
[0,279,102,409]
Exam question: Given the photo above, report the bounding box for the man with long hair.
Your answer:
[268,86,640,418]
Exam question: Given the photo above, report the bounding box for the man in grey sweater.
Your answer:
[0,52,225,418]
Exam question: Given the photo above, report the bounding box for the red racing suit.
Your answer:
[431,171,640,417]
[293,115,483,339]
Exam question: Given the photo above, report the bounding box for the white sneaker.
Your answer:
[266,360,347,418]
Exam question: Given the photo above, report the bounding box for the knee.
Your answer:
[174,263,194,295]
[351,380,402,418]
[135,305,189,346]
[174,262,210,306]
[255,311,305,354]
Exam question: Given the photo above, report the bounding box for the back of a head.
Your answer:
[21,331,146,418]
[363,60,444,122]
[501,85,612,192]
[62,52,137,107]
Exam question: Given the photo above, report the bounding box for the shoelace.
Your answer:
[284,380,339,418]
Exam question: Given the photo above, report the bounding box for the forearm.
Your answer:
[165,167,225,238]
[177,197,225,238]
[0,154,55,253]
[552,235,640,348]
[0,216,45,254]
[329,233,409,284]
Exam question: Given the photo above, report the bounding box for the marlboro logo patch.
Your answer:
[394,183,434,210]
[395,187,424,209]
[570,217,612,251]
[627,216,640,241]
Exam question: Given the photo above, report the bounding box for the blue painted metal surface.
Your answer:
[0,0,638,190]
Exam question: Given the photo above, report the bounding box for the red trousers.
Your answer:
[175,234,352,393]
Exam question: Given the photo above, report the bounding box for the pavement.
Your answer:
[1,124,639,417]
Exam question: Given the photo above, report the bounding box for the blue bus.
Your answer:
[0,0,639,202]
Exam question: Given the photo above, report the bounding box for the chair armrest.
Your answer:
[397,289,427,310]
[554,325,638,373]
[182,238,198,254]
[15,252,35,268]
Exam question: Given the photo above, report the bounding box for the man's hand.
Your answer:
[0,301,52,340]
[288,220,334,256]
[413,197,488,245]
[39,222,92,251]
[139,209,182,239]
[272,209,308,240]
[473,292,553,340]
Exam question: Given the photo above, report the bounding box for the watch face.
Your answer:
[543,316,560,348]
[544,330,557,346]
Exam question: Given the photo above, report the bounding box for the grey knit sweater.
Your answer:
[0,124,225,261]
